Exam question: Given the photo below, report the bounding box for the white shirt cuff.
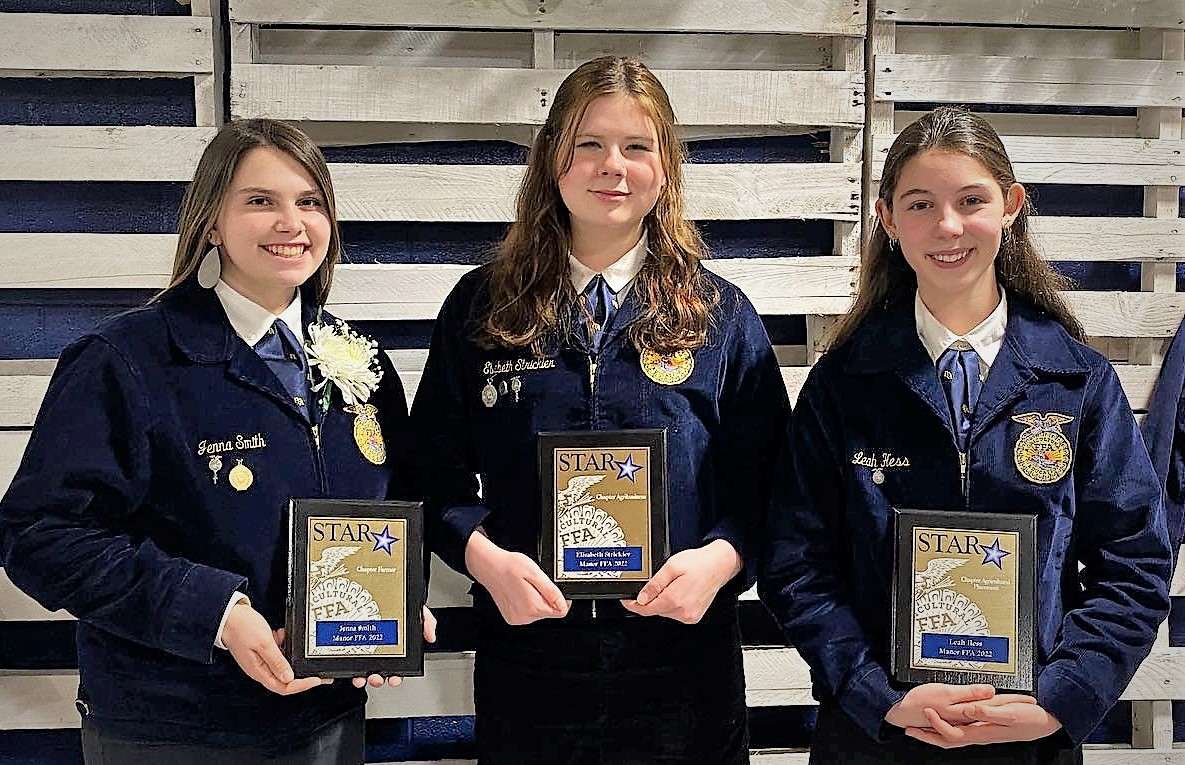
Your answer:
[214,591,250,650]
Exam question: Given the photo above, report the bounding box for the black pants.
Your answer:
[809,704,1082,765]
[81,707,365,765]
[474,603,749,764]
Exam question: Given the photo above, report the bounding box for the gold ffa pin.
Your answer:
[1011,412,1074,484]
[345,403,387,465]
[640,349,694,385]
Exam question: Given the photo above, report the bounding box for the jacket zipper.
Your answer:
[959,450,969,499]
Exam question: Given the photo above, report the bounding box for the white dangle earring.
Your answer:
[196,245,221,288]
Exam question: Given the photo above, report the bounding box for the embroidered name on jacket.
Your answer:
[851,450,910,486]
[196,432,268,456]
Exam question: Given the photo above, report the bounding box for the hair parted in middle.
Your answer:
[482,55,717,356]
[829,106,1085,348]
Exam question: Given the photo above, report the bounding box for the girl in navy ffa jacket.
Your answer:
[759,107,1171,764]
[411,56,790,764]
[0,120,430,764]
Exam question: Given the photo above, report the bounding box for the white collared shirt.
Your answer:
[915,290,1008,383]
[567,232,648,298]
[214,280,305,346]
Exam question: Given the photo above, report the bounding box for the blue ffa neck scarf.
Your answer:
[255,319,311,418]
[938,342,982,450]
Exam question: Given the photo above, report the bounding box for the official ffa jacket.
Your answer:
[0,278,412,748]
[1142,314,1185,550]
[758,295,1171,747]
[411,264,790,609]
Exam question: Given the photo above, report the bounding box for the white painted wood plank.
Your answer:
[894,110,1141,139]
[0,571,71,621]
[0,674,80,729]
[232,65,864,128]
[229,0,867,35]
[366,653,475,718]
[0,126,217,182]
[876,0,1184,28]
[896,26,1139,60]
[872,135,1185,186]
[0,13,213,76]
[876,55,1184,108]
[1029,218,1183,263]
[1065,292,1185,338]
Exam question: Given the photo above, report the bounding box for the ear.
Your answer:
[875,198,897,240]
[208,229,222,246]
[1002,182,1026,227]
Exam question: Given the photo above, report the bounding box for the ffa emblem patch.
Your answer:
[640,349,694,385]
[345,403,387,465]
[1011,412,1074,484]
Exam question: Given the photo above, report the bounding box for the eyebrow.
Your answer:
[575,132,655,142]
[234,186,323,197]
[899,183,992,198]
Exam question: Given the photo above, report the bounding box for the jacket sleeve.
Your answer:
[0,337,246,664]
[376,351,417,503]
[1037,362,1172,744]
[409,284,488,578]
[758,364,906,741]
[704,293,791,592]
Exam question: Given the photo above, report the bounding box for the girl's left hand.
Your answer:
[621,539,741,624]
[352,606,437,689]
[907,699,1062,748]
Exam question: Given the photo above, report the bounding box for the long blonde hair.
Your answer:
[160,119,342,306]
[482,56,716,355]
[830,107,1084,347]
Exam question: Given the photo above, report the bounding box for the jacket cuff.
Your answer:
[162,564,248,664]
[703,517,754,589]
[838,663,908,742]
[436,504,490,578]
[1037,662,1109,745]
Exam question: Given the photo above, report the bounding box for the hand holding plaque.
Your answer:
[891,508,1036,692]
[286,499,425,679]
[539,429,670,599]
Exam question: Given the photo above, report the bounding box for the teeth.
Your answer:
[264,245,305,257]
[932,250,967,263]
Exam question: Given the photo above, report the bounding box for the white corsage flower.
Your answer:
[305,319,383,408]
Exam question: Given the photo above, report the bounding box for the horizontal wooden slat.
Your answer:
[232,65,864,127]
[894,110,1142,139]
[330,163,863,222]
[896,26,1139,60]
[229,0,867,35]
[872,135,1185,186]
[1066,292,1185,339]
[0,126,217,182]
[1029,218,1183,263]
[876,55,1184,108]
[255,29,834,72]
[0,13,213,76]
[877,0,1184,28]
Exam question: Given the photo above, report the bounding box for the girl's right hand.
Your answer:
[465,531,569,625]
[885,683,998,729]
[222,601,329,695]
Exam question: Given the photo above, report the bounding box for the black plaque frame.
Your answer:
[287,498,424,679]
[539,429,669,599]
[891,507,1036,692]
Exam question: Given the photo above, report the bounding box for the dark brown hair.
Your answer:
[160,118,342,306]
[482,56,716,355]
[830,106,1084,347]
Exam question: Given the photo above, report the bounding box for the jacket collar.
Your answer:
[842,293,1089,442]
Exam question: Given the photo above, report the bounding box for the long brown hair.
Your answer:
[830,106,1084,347]
[159,118,342,306]
[483,55,716,355]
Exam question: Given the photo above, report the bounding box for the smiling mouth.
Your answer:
[262,244,308,257]
[591,190,628,198]
[929,249,970,264]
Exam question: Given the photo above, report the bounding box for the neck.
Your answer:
[570,224,643,272]
[226,279,298,317]
[919,282,1000,336]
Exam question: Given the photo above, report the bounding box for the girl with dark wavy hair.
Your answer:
[760,107,1169,764]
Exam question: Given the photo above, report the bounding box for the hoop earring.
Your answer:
[196,246,221,289]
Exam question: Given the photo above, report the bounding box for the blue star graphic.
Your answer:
[980,537,1010,570]
[371,525,399,556]
[614,454,643,483]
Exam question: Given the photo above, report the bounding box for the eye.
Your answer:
[246,196,270,206]
[626,143,653,152]
[298,196,325,208]
[576,140,601,149]
[906,200,932,211]
[963,195,988,206]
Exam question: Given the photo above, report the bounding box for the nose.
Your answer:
[274,201,304,234]
[936,204,963,237]
[599,145,625,176]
